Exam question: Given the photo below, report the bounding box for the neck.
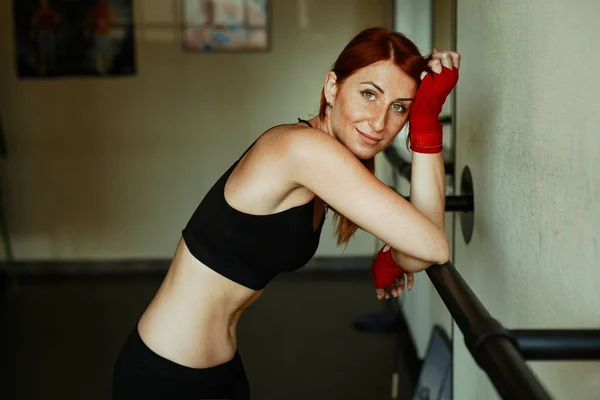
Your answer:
[309,114,335,140]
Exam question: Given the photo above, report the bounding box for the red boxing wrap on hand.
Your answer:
[409,66,459,154]
[370,245,406,290]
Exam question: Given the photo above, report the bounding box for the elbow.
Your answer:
[404,242,448,274]
[390,230,450,274]
[434,236,450,265]
[417,232,450,268]
[393,236,449,274]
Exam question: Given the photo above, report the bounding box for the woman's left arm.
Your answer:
[392,49,460,272]
[392,150,447,272]
[374,49,460,299]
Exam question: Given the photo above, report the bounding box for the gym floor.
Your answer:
[0,268,417,400]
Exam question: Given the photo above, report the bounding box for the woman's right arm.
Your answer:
[390,150,448,273]
[282,128,450,266]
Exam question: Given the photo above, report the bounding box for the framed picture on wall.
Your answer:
[182,0,270,52]
[13,0,136,78]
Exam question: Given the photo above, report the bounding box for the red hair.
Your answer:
[319,27,431,246]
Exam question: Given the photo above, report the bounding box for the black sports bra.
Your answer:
[181,119,324,290]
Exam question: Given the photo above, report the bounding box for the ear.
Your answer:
[323,71,338,105]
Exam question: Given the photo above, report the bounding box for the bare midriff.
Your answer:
[137,238,263,368]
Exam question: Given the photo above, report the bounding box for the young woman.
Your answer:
[112,27,460,400]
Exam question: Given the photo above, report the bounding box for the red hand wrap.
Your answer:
[370,245,406,290]
[409,66,459,154]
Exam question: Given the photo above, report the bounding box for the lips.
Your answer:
[357,129,381,145]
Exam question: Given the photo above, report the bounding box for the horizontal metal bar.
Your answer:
[477,336,552,400]
[401,195,473,212]
[426,263,552,399]
[396,162,455,181]
[445,195,473,212]
[395,194,472,213]
[382,146,454,182]
[439,115,452,125]
[511,329,600,361]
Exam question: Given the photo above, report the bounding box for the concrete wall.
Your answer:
[454,0,600,398]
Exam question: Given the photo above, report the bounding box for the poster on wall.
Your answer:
[13,0,136,78]
[182,0,269,52]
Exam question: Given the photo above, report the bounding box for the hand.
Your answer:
[371,245,414,300]
[409,49,461,154]
[420,48,461,80]
[375,270,414,300]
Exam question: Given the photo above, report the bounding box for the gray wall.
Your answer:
[0,0,390,261]
[454,0,600,398]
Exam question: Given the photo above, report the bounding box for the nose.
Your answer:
[370,104,387,132]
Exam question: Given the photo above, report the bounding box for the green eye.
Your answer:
[392,104,407,113]
[362,91,376,100]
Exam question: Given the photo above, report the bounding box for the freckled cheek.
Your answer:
[385,116,409,139]
[337,97,371,124]
[395,115,409,130]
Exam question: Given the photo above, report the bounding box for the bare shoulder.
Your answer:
[259,122,336,148]
[234,121,359,193]
[237,123,336,169]
[259,123,357,168]
[223,123,330,214]
[270,124,372,180]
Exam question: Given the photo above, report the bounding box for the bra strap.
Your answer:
[297,118,313,128]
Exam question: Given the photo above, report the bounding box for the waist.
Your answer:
[172,237,262,307]
[138,238,262,368]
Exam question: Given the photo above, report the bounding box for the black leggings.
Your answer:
[112,328,250,400]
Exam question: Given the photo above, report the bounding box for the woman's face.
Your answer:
[324,60,418,160]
